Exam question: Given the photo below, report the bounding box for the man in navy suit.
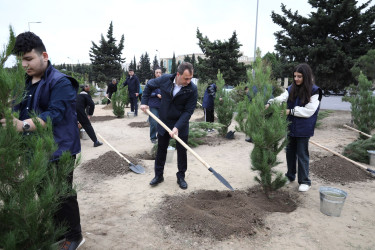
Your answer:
[140,62,197,189]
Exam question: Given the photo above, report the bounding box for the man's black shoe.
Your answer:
[150,176,164,186]
[177,178,188,189]
[94,140,103,147]
[245,138,253,143]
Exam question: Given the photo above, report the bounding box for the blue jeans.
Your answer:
[155,132,188,179]
[285,136,311,185]
[149,107,159,140]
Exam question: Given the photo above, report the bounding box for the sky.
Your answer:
[0,0,371,67]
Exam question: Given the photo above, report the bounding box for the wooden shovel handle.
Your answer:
[309,140,368,171]
[97,133,131,164]
[145,109,211,170]
[343,124,371,138]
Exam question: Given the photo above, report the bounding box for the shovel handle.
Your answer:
[97,133,131,164]
[343,124,371,138]
[309,140,369,171]
[145,109,211,170]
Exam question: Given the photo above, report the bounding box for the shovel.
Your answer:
[309,140,375,175]
[97,133,145,174]
[343,124,371,138]
[145,109,234,190]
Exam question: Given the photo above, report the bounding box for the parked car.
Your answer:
[223,85,234,93]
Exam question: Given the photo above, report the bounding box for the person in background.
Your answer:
[1,31,84,249]
[138,82,143,102]
[148,67,162,144]
[123,69,140,116]
[77,84,103,147]
[202,82,217,132]
[106,78,117,105]
[140,62,198,190]
[266,63,322,192]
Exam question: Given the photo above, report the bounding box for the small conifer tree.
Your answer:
[235,57,289,195]
[350,72,375,138]
[214,71,236,137]
[0,26,76,249]
[112,74,129,118]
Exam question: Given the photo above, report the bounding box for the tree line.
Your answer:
[59,0,375,91]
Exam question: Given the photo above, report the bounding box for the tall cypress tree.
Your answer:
[137,52,153,84]
[271,0,375,91]
[89,21,125,85]
[171,52,177,74]
[160,60,167,73]
[152,55,159,71]
[196,28,247,86]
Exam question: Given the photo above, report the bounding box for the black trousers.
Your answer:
[107,92,114,104]
[129,95,138,115]
[54,155,82,241]
[155,132,188,179]
[77,113,97,143]
[204,108,214,123]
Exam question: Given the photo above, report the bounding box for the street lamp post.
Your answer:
[28,21,42,31]
[252,0,259,79]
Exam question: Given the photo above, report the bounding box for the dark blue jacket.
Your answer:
[148,88,161,108]
[123,75,140,97]
[17,62,81,160]
[202,83,216,110]
[141,74,198,137]
[287,84,322,137]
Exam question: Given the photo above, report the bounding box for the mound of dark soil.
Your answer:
[128,122,149,128]
[81,151,142,177]
[310,155,374,184]
[90,116,118,123]
[156,187,297,240]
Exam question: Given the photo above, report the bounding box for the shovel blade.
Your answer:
[208,167,234,191]
[129,163,145,174]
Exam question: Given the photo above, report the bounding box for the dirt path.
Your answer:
[75,106,375,249]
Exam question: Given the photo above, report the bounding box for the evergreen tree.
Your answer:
[160,60,167,73]
[271,0,375,91]
[191,54,199,78]
[137,52,153,84]
[235,57,289,195]
[351,49,375,82]
[184,55,192,63]
[152,55,159,71]
[196,28,247,86]
[349,72,375,137]
[89,21,125,85]
[171,52,177,74]
[214,71,236,137]
[0,26,75,249]
[111,74,129,118]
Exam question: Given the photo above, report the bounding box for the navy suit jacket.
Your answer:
[141,74,198,137]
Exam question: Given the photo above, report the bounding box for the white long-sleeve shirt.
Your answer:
[267,90,320,118]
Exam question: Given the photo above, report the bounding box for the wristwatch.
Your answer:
[22,120,31,131]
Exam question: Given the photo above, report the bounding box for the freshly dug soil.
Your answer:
[199,134,230,147]
[128,121,150,128]
[155,186,297,240]
[136,151,155,160]
[90,116,118,123]
[310,155,374,184]
[80,151,142,177]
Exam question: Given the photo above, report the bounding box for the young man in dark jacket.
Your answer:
[141,62,198,189]
[106,78,118,105]
[77,84,103,147]
[123,69,140,116]
[1,32,84,249]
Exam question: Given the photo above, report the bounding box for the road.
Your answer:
[320,96,351,111]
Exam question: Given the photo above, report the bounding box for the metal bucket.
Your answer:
[166,146,175,163]
[367,150,375,166]
[319,186,347,217]
[127,112,135,118]
[79,129,89,140]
